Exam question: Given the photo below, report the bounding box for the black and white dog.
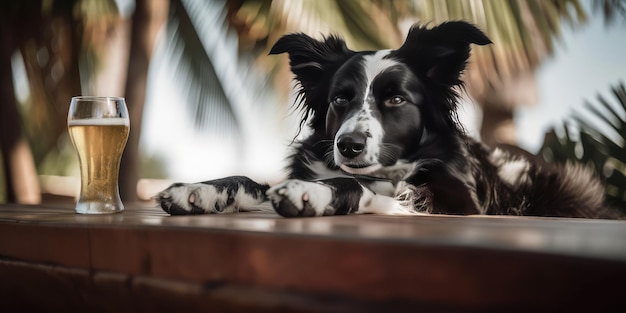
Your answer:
[157,21,619,219]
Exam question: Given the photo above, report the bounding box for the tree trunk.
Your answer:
[0,26,41,204]
[119,0,169,202]
[468,70,537,148]
[479,105,516,148]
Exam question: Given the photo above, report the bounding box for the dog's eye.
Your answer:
[385,96,406,107]
[332,96,349,106]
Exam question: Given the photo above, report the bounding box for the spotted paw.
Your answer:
[156,176,268,215]
[266,180,334,217]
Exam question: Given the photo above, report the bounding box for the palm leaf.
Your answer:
[540,82,626,212]
[165,0,240,137]
[541,124,579,163]
[605,165,626,204]
[593,0,626,25]
[231,0,410,50]
[417,0,587,97]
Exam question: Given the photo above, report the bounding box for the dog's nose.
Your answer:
[337,132,366,158]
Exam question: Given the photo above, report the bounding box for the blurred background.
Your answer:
[1,0,625,212]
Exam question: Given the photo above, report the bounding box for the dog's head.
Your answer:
[270,21,491,175]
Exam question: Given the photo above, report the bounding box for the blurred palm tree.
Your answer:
[0,0,150,203]
[541,82,626,212]
[118,0,168,201]
[0,0,87,203]
[0,0,270,203]
[417,0,589,147]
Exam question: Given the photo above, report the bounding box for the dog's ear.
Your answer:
[269,33,354,90]
[391,21,491,86]
[270,34,355,131]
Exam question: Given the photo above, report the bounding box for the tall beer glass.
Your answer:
[68,96,130,214]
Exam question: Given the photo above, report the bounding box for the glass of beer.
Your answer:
[68,96,130,214]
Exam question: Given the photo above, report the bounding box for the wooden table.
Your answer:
[1,202,625,312]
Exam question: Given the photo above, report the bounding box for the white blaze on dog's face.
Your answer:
[325,50,425,175]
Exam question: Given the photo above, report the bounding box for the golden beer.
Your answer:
[68,96,130,214]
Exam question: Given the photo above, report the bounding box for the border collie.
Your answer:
[157,21,620,219]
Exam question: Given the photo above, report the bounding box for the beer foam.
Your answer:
[68,118,130,126]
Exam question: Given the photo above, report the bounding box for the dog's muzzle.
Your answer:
[337,132,366,158]
[335,132,382,174]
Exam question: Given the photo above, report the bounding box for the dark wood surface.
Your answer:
[1,202,625,312]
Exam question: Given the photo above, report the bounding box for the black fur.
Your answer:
[158,176,269,215]
[271,177,364,217]
[323,177,365,215]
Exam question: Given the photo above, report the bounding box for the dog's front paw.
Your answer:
[266,180,334,217]
[156,176,268,215]
[156,183,231,215]
[394,182,433,214]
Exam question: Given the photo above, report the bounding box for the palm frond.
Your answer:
[165,0,240,137]
[540,82,626,212]
[231,0,412,51]
[417,0,587,98]
[593,0,626,25]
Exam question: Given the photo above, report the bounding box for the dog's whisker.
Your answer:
[312,140,334,148]
[323,150,336,168]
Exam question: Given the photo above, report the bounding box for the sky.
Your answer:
[141,3,626,183]
[514,10,626,152]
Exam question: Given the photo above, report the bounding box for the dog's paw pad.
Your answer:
[156,184,198,215]
[272,194,302,217]
[156,183,218,215]
[267,180,333,217]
